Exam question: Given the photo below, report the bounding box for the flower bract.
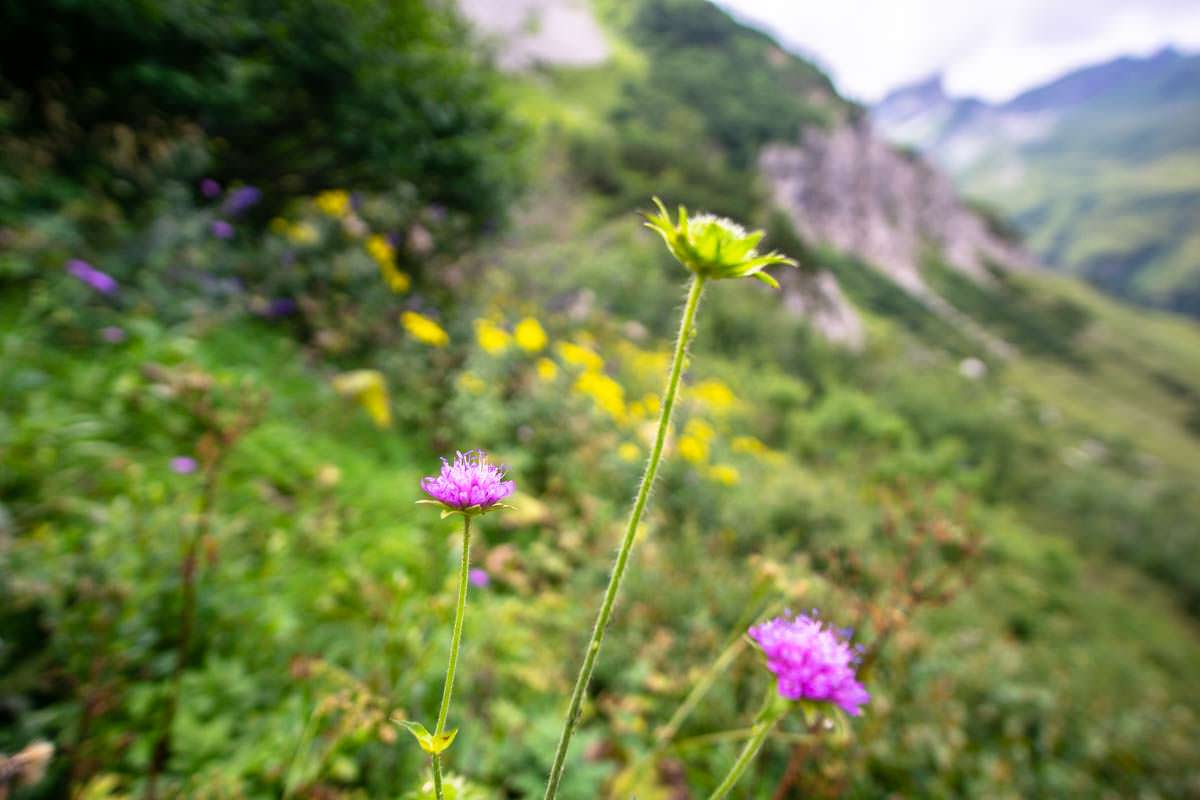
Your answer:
[643,197,796,287]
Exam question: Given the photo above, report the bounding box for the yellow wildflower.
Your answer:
[315,189,351,218]
[731,435,767,455]
[331,370,391,428]
[574,370,626,421]
[536,358,558,382]
[457,372,487,394]
[692,379,737,413]
[367,234,410,293]
[287,222,320,246]
[677,435,708,463]
[618,442,641,462]
[627,401,647,420]
[557,341,604,372]
[707,464,740,485]
[514,317,548,353]
[475,319,511,354]
[643,393,661,415]
[684,418,716,443]
[402,311,449,347]
[366,234,395,266]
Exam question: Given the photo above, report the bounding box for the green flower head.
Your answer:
[643,197,797,288]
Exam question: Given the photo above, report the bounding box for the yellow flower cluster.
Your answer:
[315,190,352,218]
[331,370,392,429]
[556,341,605,372]
[271,219,320,246]
[707,464,740,485]
[618,442,641,462]
[676,418,716,463]
[367,234,410,293]
[536,358,558,382]
[475,319,511,354]
[514,317,548,352]
[574,370,626,422]
[402,311,449,347]
[691,379,738,414]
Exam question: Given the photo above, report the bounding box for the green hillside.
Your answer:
[879,49,1200,315]
[2,1,1199,798]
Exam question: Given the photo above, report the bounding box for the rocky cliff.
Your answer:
[760,120,1034,296]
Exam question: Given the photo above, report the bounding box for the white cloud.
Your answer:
[715,0,1200,102]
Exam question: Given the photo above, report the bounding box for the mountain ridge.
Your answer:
[874,47,1200,315]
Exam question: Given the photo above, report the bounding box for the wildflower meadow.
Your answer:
[3,1,1200,798]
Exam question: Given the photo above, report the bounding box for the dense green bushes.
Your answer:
[0,0,523,226]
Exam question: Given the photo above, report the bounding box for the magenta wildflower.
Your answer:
[67,260,118,295]
[748,611,870,716]
[420,450,514,516]
[469,568,490,588]
[211,220,235,240]
[100,326,126,343]
[200,178,222,199]
[170,456,198,475]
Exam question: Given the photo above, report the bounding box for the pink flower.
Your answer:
[67,260,118,295]
[749,611,870,716]
[170,456,198,475]
[469,568,490,588]
[420,450,514,514]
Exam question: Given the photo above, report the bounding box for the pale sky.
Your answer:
[715,0,1200,102]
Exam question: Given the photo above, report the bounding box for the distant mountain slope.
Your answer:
[874,48,1200,315]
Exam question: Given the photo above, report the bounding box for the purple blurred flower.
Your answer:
[749,611,870,716]
[200,178,221,199]
[420,450,515,514]
[100,326,126,343]
[67,260,118,295]
[170,456,198,475]
[224,186,261,216]
[211,220,234,240]
[469,568,490,588]
[263,298,298,318]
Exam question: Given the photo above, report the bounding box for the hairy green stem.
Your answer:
[543,275,706,799]
[432,515,472,800]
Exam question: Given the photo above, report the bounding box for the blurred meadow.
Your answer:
[2,0,1200,798]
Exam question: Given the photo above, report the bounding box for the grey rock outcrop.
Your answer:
[760,120,1034,295]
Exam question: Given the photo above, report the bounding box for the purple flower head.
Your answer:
[224,186,261,216]
[100,326,126,343]
[200,178,222,199]
[67,260,118,295]
[469,568,490,588]
[211,219,235,240]
[420,450,515,516]
[170,456,198,475]
[749,611,870,716]
[263,298,298,318]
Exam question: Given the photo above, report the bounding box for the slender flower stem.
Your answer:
[708,699,785,800]
[432,515,473,800]
[543,275,706,799]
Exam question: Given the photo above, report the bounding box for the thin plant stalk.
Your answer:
[707,691,785,800]
[145,458,222,800]
[543,275,706,799]
[431,515,473,800]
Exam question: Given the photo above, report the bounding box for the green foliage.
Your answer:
[0,0,524,226]
[1,0,1199,797]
